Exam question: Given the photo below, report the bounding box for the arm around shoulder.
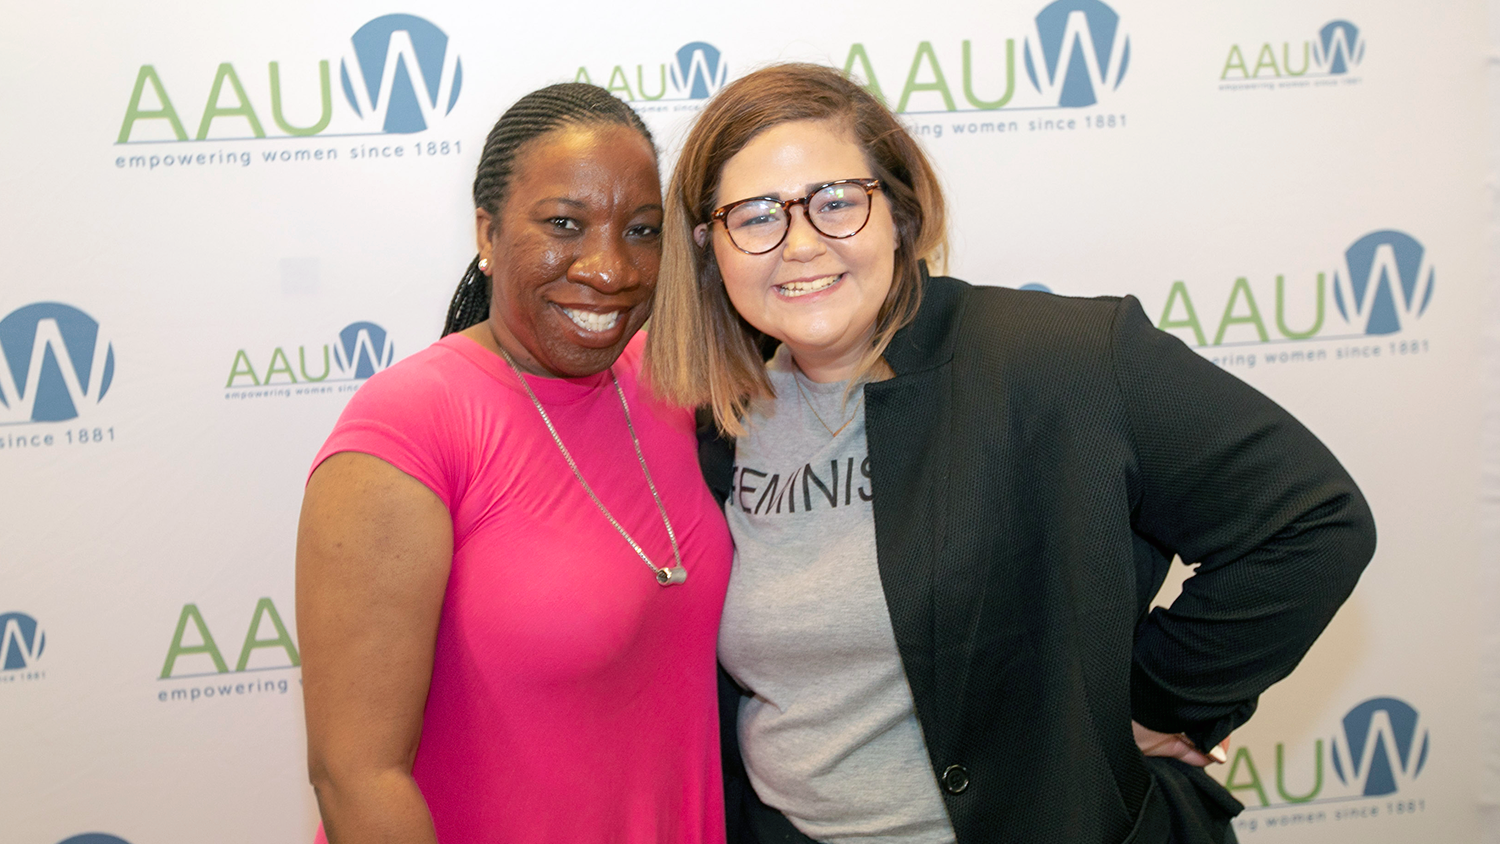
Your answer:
[297,451,453,844]
[1111,296,1376,751]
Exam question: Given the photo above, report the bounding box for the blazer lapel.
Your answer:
[866,369,948,709]
[866,271,966,744]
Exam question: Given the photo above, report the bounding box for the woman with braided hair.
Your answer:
[296,83,733,843]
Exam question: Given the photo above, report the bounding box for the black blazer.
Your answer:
[701,274,1376,844]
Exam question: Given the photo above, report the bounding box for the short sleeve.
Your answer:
[309,346,464,511]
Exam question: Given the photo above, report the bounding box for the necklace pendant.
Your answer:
[497,346,689,591]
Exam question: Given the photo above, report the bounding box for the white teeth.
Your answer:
[776,275,840,298]
[561,308,622,332]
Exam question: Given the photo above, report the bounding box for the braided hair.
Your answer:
[441,84,656,337]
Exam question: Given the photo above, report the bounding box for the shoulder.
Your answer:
[933,276,1133,374]
[314,335,498,503]
[330,334,517,459]
[340,336,476,421]
[957,279,1124,339]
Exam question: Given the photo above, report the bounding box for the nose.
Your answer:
[780,204,826,262]
[568,229,638,292]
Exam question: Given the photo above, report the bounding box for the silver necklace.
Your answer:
[497,346,686,586]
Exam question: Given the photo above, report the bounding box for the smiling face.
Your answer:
[474,122,662,377]
[706,119,897,383]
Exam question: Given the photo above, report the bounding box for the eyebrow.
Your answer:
[734,178,874,202]
[532,198,665,214]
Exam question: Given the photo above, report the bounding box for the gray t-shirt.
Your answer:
[719,346,956,844]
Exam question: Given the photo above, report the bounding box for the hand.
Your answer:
[1132,720,1229,767]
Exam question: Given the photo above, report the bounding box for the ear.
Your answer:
[693,223,709,249]
[475,209,495,271]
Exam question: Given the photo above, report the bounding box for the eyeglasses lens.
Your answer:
[811,184,872,237]
[725,201,787,254]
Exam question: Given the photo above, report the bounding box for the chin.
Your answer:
[546,340,637,377]
[783,325,853,352]
[550,354,621,378]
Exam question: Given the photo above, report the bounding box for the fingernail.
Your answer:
[1209,745,1229,764]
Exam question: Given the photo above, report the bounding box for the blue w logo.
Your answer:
[669,42,727,100]
[1333,230,1434,336]
[0,303,115,424]
[0,613,45,671]
[334,322,394,380]
[1024,0,1130,107]
[1314,20,1364,76]
[340,14,463,134]
[1331,697,1428,797]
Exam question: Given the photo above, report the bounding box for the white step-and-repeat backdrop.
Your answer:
[1,1,1490,842]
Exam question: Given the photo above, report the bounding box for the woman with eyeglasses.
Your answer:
[646,64,1375,844]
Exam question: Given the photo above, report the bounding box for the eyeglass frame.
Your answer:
[708,178,884,255]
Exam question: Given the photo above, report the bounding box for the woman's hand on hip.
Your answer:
[1132,720,1230,767]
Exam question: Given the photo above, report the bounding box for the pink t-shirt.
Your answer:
[310,333,732,843]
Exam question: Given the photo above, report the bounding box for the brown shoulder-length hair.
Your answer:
[645,62,947,436]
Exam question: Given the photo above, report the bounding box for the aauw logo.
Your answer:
[117,13,460,143]
[341,14,463,134]
[1331,697,1428,797]
[0,303,115,424]
[574,41,727,103]
[1219,695,1429,809]
[1024,0,1130,107]
[226,321,394,390]
[0,612,45,671]
[1333,230,1434,336]
[57,836,132,844]
[1220,20,1364,81]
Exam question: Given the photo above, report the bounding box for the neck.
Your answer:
[786,343,866,383]
[462,319,557,378]
[791,359,856,383]
[792,347,894,383]
[788,343,895,384]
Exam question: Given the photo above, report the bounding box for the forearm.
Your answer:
[313,766,439,844]
[1129,473,1374,755]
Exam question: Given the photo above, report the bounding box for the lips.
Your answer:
[775,274,841,298]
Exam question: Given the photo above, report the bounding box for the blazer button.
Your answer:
[941,764,970,794]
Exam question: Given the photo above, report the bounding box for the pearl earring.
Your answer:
[478,258,490,273]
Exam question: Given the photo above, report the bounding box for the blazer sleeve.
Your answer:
[1110,296,1376,752]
